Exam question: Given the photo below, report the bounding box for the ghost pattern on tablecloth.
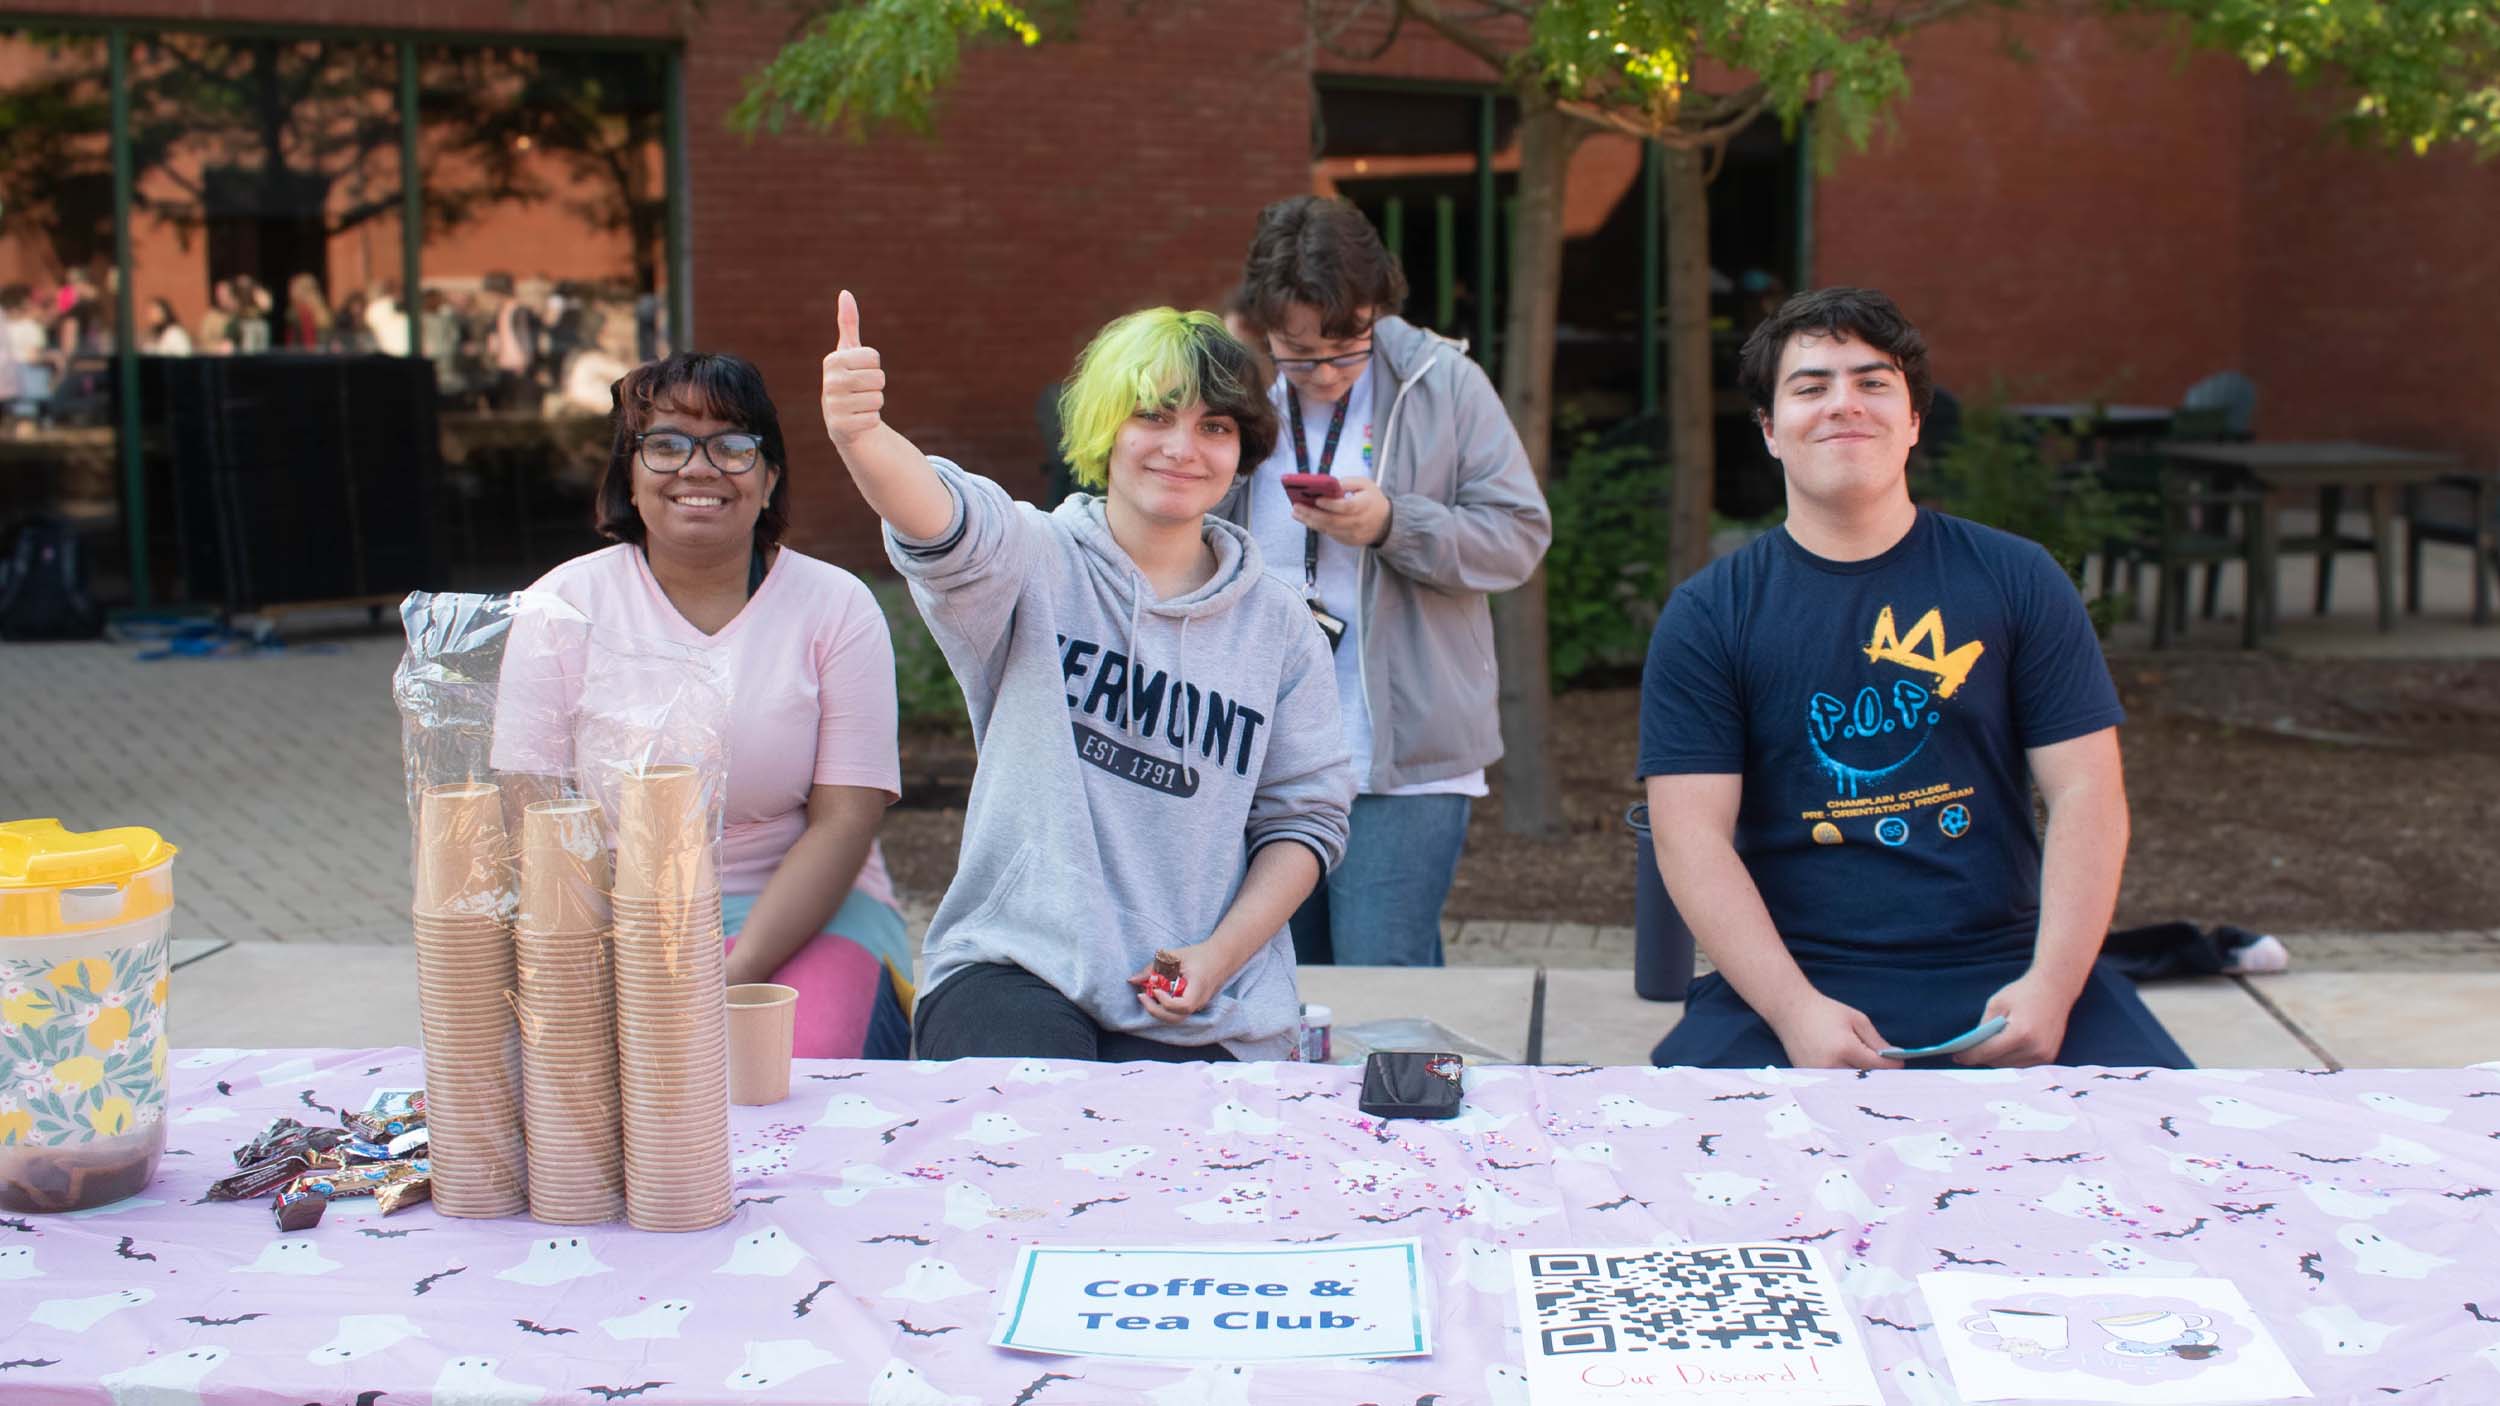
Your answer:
[715,1224,811,1276]
[8,1047,2496,1406]
[495,1235,612,1286]
[724,1339,841,1393]
[431,1355,543,1405]
[600,1298,694,1340]
[307,1314,426,1363]
[99,1345,228,1406]
[32,1287,153,1329]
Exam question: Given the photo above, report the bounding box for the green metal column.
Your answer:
[110,27,147,609]
[1639,141,1662,417]
[1475,93,1496,371]
[664,48,692,351]
[400,43,423,358]
[1380,196,1403,273]
[1433,194,1457,329]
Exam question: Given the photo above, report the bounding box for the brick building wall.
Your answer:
[676,3,1311,568]
[1809,12,2249,411]
[2240,76,2500,468]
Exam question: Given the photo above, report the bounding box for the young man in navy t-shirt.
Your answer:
[1639,288,2188,1070]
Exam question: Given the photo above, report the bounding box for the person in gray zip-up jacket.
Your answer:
[823,293,1353,1061]
[1228,196,1553,967]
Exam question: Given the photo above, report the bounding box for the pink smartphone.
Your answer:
[1281,473,1345,502]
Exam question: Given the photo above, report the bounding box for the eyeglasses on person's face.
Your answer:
[636,429,764,474]
[1268,345,1373,375]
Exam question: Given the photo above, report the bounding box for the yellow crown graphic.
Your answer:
[1863,606,1983,698]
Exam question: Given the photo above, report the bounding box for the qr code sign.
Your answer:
[1525,1246,1844,1354]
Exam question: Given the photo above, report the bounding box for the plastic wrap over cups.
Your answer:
[394,591,733,1229]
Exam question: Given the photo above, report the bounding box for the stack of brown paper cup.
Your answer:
[411,780,525,1219]
[611,764,731,1232]
[515,799,623,1225]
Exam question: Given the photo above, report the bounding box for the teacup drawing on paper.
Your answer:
[2097,1309,2219,1360]
[1961,1308,2071,1359]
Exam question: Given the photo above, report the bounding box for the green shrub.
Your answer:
[1542,435,1673,689]
[873,579,970,736]
[1925,397,2135,631]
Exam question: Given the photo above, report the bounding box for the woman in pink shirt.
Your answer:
[493,352,909,1058]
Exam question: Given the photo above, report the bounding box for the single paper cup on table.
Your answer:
[614,764,713,902]
[416,781,509,917]
[727,984,799,1105]
[519,799,611,934]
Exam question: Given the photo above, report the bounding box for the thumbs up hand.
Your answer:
[821,289,886,447]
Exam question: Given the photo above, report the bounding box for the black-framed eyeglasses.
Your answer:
[636,429,764,474]
[1270,344,1373,374]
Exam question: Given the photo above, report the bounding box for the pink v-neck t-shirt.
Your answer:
[491,543,902,907]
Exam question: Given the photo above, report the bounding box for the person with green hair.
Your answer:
[823,292,1354,1061]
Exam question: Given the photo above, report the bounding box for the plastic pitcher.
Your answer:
[0,819,178,1212]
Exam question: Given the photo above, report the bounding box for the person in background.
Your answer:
[420,289,468,402]
[2,285,52,427]
[365,281,410,357]
[282,273,333,350]
[198,280,236,354]
[492,351,911,1058]
[560,310,637,415]
[333,290,378,354]
[482,272,543,412]
[231,278,273,354]
[145,298,192,356]
[1227,195,1552,968]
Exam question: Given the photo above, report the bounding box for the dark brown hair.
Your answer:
[594,352,790,550]
[1236,195,1409,340]
[1736,287,1934,421]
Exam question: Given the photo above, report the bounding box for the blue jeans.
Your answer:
[1290,793,1471,967]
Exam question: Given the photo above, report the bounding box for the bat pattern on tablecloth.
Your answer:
[1,1048,2492,1405]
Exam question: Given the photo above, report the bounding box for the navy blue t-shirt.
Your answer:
[1638,511,2124,965]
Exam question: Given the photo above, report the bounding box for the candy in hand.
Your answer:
[1142,949,1188,998]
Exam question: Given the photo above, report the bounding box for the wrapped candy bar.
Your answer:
[232,1118,349,1169]
[373,1161,433,1215]
[287,1157,432,1215]
[344,1089,427,1143]
[206,1154,314,1202]
[272,1185,329,1233]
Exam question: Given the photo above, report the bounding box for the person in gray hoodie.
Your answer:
[821,292,1354,1061]
[1228,196,1553,968]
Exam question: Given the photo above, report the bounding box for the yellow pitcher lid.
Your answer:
[0,819,177,888]
[0,820,178,937]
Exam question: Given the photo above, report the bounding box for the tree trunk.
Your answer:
[1662,142,1716,587]
[1491,94,1580,839]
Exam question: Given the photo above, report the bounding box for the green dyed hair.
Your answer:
[1057,308,1279,489]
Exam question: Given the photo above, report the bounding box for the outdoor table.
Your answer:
[5,1049,2495,1404]
[2164,440,2479,633]
[2007,402,2176,431]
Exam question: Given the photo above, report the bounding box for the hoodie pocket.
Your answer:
[956,842,1040,937]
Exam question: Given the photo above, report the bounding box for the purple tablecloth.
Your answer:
[2,1049,2495,1403]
